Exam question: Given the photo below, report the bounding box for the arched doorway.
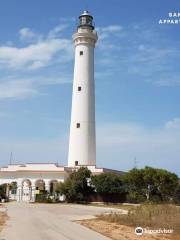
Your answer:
[35,179,46,202]
[49,180,58,195]
[35,179,45,193]
[22,179,32,202]
[9,181,17,200]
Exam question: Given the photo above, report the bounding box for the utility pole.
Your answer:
[134,157,138,168]
[9,152,13,165]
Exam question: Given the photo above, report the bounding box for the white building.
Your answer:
[0,163,68,202]
[0,11,122,202]
[0,163,110,202]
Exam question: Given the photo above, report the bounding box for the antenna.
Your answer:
[9,152,13,165]
[134,157,138,168]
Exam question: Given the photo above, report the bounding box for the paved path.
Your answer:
[0,202,126,240]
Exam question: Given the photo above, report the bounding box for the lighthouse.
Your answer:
[68,11,98,167]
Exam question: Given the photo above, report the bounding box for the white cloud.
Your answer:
[96,23,180,87]
[155,76,180,87]
[0,23,73,71]
[19,24,70,43]
[97,24,123,40]
[0,79,38,99]
[165,118,180,129]
[48,24,69,39]
[0,75,71,100]
[101,25,123,32]
[0,24,70,101]
[1,22,180,88]
[0,38,72,70]
[19,28,40,42]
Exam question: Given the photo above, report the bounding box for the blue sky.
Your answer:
[0,0,180,175]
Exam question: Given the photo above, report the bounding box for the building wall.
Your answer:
[0,164,68,202]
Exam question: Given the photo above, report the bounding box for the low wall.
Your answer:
[87,192,127,203]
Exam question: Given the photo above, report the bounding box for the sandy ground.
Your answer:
[80,219,178,240]
[0,202,126,240]
[0,205,7,233]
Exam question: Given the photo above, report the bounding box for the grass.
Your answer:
[98,204,180,237]
[88,202,138,210]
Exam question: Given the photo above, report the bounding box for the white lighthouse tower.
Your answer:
[68,11,98,167]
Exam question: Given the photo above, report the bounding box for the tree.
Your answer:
[0,184,7,199]
[152,168,179,201]
[125,166,179,203]
[173,184,180,204]
[91,173,125,194]
[124,168,147,203]
[124,168,145,191]
[56,167,93,202]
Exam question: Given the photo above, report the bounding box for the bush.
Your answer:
[149,194,162,203]
[35,191,54,203]
[35,194,47,202]
[56,167,93,203]
[91,173,125,194]
[126,191,146,203]
[0,184,7,200]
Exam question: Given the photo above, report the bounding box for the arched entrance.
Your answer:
[9,181,17,200]
[34,179,46,202]
[22,179,32,202]
[49,180,58,195]
[35,179,45,193]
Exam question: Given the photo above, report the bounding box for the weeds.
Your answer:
[99,204,180,235]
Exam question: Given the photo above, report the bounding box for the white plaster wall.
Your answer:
[68,28,97,167]
[0,168,66,202]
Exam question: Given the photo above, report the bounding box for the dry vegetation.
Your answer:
[100,204,180,233]
[0,205,7,232]
[89,202,139,210]
[79,204,180,240]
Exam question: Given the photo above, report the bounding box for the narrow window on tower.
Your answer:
[76,123,80,128]
[78,86,81,91]
[80,51,83,56]
[75,161,78,166]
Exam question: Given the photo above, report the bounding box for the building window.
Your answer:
[78,86,81,91]
[80,51,83,56]
[76,123,80,128]
[75,161,78,166]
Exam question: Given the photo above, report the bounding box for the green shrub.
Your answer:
[126,191,146,203]
[56,167,93,202]
[35,193,53,203]
[91,173,125,194]
[0,184,7,199]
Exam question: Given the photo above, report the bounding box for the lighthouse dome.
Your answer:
[78,10,94,30]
